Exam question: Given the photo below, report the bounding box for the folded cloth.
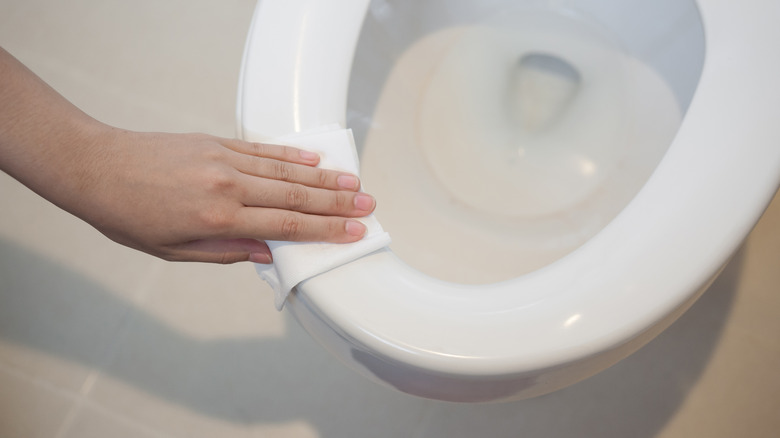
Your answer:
[252,126,391,310]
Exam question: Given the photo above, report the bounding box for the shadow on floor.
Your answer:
[0,237,741,438]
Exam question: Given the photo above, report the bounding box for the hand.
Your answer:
[68,129,376,264]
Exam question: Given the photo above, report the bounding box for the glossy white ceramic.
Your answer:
[237,0,780,402]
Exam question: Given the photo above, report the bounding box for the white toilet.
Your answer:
[237,0,780,402]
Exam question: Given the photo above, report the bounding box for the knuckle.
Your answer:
[250,142,267,157]
[204,167,236,194]
[332,191,348,212]
[271,160,294,182]
[285,184,310,210]
[280,213,305,240]
[316,169,330,188]
[217,252,234,265]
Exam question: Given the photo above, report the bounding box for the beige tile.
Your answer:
[137,262,284,341]
[0,366,76,438]
[657,327,780,438]
[84,289,429,438]
[245,422,321,438]
[77,259,289,437]
[64,396,322,438]
[726,190,780,350]
[0,214,155,391]
[61,403,173,438]
[84,377,260,438]
[0,341,93,396]
[0,0,254,137]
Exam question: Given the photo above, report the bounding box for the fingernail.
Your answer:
[299,150,319,161]
[337,174,360,190]
[345,220,367,237]
[249,252,273,264]
[353,193,375,212]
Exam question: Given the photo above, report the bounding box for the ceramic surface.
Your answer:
[237,0,780,402]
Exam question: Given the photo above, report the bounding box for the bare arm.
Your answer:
[0,47,375,264]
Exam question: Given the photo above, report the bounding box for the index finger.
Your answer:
[220,138,321,166]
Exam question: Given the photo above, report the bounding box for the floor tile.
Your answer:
[85,377,260,438]
[85,292,430,438]
[0,0,254,137]
[61,403,173,438]
[137,262,284,341]
[726,191,780,349]
[0,366,76,438]
[0,219,154,391]
[656,326,780,438]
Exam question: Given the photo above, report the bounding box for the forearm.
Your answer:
[0,47,111,209]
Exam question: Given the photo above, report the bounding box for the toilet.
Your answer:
[237,0,780,402]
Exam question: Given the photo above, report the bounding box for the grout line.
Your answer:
[78,370,101,397]
[53,401,82,438]
[0,362,80,402]
[0,364,81,438]
[72,397,179,438]
[130,258,169,307]
[54,260,168,438]
[74,259,167,397]
[52,395,177,438]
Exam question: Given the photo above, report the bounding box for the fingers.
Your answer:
[234,208,368,243]
[234,154,362,192]
[209,137,375,245]
[220,138,322,167]
[239,174,375,217]
[221,138,363,193]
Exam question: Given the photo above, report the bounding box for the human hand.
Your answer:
[62,129,376,264]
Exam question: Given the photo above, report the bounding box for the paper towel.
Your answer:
[253,126,391,309]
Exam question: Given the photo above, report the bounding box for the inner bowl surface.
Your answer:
[348,0,705,283]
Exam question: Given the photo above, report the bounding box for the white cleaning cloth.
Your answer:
[252,126,391,310]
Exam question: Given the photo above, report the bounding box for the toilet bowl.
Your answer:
[237,0,780,402]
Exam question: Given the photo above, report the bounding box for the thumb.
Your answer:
[168,238,273,264]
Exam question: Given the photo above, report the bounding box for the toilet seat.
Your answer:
[238,0,780,401]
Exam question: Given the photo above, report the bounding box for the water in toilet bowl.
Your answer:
[353,5,687,284]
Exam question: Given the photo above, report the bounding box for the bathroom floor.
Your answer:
[1,1,779,437]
